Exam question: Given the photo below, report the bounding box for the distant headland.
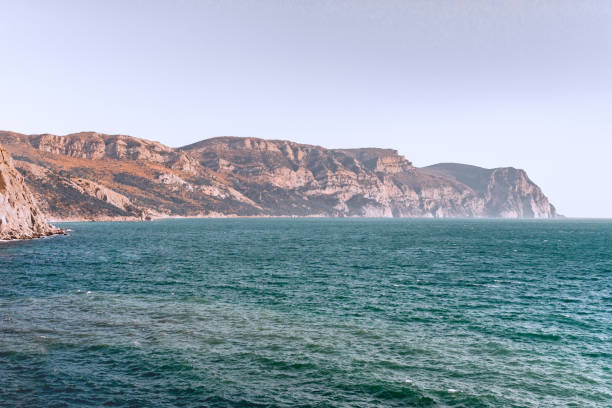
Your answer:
[0,130,557,233]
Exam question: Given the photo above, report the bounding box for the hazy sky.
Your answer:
[1,0,611,217]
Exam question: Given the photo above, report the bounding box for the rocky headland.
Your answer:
[0,131,557,221]
[0,144,64,240]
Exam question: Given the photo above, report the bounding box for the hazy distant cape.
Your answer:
[0,131,557,220]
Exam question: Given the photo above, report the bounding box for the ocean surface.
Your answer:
[1,219,611,407]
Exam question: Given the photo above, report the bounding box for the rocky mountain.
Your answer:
[0,131,557,220]
[424,163,556,218]
[0,144,64,240]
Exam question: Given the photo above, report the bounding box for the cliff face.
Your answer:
[179,137,484,218]
[424,163,557,218]
[0,131,557,220]
[0,144,63,240]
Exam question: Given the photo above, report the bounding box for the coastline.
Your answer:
[48,214,572,223]
[49,214,326,222]
[0,228,68,242]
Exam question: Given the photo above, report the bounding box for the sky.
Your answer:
[1,0,611,217]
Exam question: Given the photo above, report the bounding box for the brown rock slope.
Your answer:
[0,144,63,240]
[0,131,557,219]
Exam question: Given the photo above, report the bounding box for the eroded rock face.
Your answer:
[424,163,556,219]
[178,137,556,218]
[0,145,64,240]
[0,131,558,219]
[30,132,174,162]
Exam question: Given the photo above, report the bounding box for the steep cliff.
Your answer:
[0,131,557,219]
[0,144,64,240]
[424,163,556,218]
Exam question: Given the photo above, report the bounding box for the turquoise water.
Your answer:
[1,219,611,407]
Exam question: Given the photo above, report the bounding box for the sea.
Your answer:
[1,219,610,407]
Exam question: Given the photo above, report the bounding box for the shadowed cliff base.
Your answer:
[0,131,557,221]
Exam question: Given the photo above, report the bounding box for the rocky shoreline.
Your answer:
[49,213,564,223]
[0,145,65,240]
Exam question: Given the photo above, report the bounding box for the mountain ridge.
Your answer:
[0,130,557,220]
